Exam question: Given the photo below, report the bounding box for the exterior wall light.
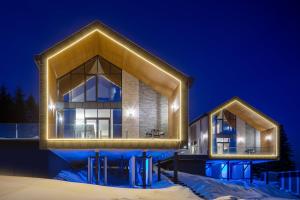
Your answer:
[49,104,55,111]
[237,137,245,143]
[126,108,136,118]
[171,102,179,112]
[265,135,272,141]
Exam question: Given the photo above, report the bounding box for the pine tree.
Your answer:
[25,95,39,123]
[0,85,14,122]
[254,125,295,173]
[14,87,26,123]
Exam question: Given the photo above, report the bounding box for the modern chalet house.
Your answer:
[34,21,189,150]
[186,97,279,180]
[34,21,190,187]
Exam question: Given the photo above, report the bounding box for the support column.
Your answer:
[149,156,152,186]
[87,157,94,184]
[173,152,178,183]
[104,156,108,185]
[95,152,99,185]
[249,161,253,184]
[227,161,230,181]
[242,164,245,180]
[158,160,161,182]
[264,171,269,184]
[142,151,146,188]
[129,156,136,187]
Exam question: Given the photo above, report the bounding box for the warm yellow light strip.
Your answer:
[47,138,180,142]
[45,28,182,142]
[209,99,279,158]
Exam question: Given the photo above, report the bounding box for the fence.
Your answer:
[261,170,300,196]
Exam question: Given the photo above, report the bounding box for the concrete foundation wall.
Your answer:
[0,140,69,178]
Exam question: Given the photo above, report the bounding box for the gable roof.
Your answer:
[34,20,190,98]
[190,97,279,131]
[209,97,279,132]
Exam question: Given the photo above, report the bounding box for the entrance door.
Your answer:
[217,141,230,154]
[217,143,223,154]
[85,118,97,138]
[85,118,110,139]
[98,118,110,138]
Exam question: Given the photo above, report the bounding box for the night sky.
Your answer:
[0,1,299,166]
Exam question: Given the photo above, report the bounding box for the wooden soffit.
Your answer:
[213,98,277,132]
[36,21,188,98]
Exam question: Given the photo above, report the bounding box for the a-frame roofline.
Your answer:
[209,96,279,131]
[34,20,190,84]
[190,97,279,130]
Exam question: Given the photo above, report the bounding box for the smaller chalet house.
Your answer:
[187,97,279,179]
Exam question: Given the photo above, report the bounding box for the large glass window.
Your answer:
[58,74,71,102]
[56,108,122,139]
[212,110,237,154]
[97,75,121,102]
[56,56,122,139]
[211,109,273,156]
[112,109,122,138]
[57,56,122,103]
[86,75,96,101]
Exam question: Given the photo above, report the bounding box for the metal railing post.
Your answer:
[15,123,18,139]
[104,156,107,185]
[280,172,285,190]
[296,171,300,195]
[289,171,292,192]
[173,152,178,183]
[158,160,161,181]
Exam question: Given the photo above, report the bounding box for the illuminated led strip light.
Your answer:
[209,99,279,158]
[46,29,183,142]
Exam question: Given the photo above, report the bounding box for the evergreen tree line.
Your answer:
[0,85,38,123]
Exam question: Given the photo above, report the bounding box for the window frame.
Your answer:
[57,55,122,103]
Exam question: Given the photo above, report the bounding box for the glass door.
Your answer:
[85,118,97,138]
[98,118,110,138]
[217,143,223,154]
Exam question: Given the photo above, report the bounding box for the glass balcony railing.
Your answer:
[51,123,169,139]
[0,123,39,139]
[214,146,274,155]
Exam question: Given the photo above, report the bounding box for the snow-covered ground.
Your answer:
[164,171,298,199]
[0,175,201,200]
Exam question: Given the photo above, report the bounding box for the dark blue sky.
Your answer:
[0,1,299,166]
